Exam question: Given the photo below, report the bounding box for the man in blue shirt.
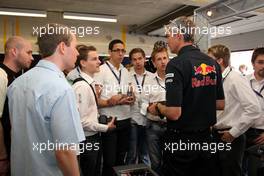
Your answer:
[7,24,85,176]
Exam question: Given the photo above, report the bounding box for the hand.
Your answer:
[147,103,158,116]
[0,159,9,176]
[107,94,123,106]
[95,84,103,97]
[107,117,116,131]
[118,95,135,105]
[219,131,235,143]
[254,133,264,145]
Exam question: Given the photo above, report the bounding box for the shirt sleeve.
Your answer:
[165,61,183,107]
[0,69,8,118]
[50,89,85,145]
[73,82,108,133]
[215,63,225,100]
[229,76,261,138]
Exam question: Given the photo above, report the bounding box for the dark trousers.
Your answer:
[101,118,131,176]
[79,133,101,176]
[217,133,246,176]
[243,128,264,176]
[162,129,219,176]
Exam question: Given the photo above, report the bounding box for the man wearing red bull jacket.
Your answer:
[208,44,261,176]
[153,16,225,176]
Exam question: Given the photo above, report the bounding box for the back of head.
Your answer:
[4,36,28,56]
[167,16,196,43]
[37,23,72,58]
[208,44,230,67]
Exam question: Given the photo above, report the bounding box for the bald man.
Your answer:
[0,36,33,175]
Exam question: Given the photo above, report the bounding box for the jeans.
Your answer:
[145,120,166,175]
[126,123,150,165]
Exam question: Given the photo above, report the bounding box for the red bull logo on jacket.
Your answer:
[192,63,217,88]
[194,63,216,76]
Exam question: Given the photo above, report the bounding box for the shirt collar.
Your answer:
[36,60,65,78]
[222,66,232,79]
[154,72,164,81]
[131,69,147,76]
[178,45,199,56]
[106,60,124,71]
[80,71,94,84]
[248,73,264,84]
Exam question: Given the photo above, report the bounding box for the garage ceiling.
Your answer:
[0,0,216,33]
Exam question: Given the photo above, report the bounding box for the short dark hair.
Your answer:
[251,47,264,64]
[37,23,72,58]
[108,39,124,51]
[129,48,146,60]
[208,44,230,67]
[75,45,97,68]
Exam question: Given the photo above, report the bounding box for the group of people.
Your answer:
[0,17,263,176]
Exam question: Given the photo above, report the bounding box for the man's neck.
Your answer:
[157,70,165,80]
[176,43,192,54]
[3,58,20,73]
[109,59,120,70]
[254,72,264,82]
[83,70,94,78]
[135,68,145,75]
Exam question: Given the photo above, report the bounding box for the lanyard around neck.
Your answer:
[105,61,122,85]
[250,80,264,98]
[134,74,146,94]
[155,76,165,90]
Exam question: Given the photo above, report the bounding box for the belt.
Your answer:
[248,128,264,133]
[85,133,100,139]
[213,127,231,132]
[168,127,211,134]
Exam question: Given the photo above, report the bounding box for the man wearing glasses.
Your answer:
[94,39,135,176]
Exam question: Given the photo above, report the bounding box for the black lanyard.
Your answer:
[250,80,264,98]
[222,68,232,83]
[134,74,146,94]
[155,76,165,90]
[105,61,122,85]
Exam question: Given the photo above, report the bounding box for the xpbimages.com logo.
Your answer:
[164,140,232,154]
[32,24,100,37]
[164,24,232,38]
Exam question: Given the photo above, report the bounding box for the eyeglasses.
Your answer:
[256,60,264,65]
[112,49,126,54]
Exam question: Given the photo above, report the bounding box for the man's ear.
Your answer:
[10,48,17,57]
[58,42,66,55]
[217,58,224,65]
[80,59,86,68]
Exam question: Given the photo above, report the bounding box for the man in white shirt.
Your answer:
[72,45,116,176]
[208,44,261,176]
[126,48,153,165]
[140,45,169,175]
[245,47,264,176]
[94,39,135,176]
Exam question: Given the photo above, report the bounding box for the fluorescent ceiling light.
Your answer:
[0,8,46,17]
[64,12,117,23]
